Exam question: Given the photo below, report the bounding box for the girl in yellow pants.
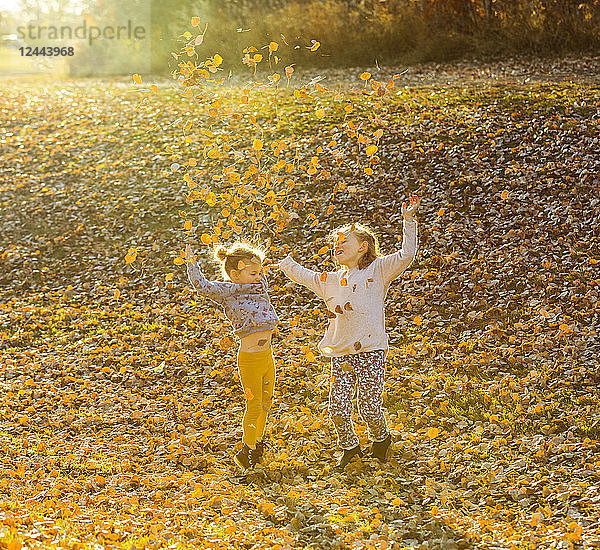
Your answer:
[186,242,279,470]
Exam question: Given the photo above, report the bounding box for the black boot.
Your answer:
[370,433,392,461]
[336,445,362,470]
[234,444,257,470]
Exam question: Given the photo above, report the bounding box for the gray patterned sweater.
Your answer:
[187,261,279,338]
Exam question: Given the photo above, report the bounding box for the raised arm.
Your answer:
[377,196,420,283]
[377,219,418,283]
[278,254,326,298]
[186,261,239,303]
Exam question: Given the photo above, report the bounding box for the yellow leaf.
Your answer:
[150,84,158,93]
[201,234,212,245]
[132,73,142,84]
[165,273,174,282]
[437,208,445,216]
[427,427,441,439]
[184,220,192,230]
[269,41,279,52]
[174,257,184,265]
[318,246,329,255]
[315,109,325,119]
[213,53,223,67]
[373,129,383,139]
[360,72,371,81]
[309,40,320,51]
[7,539,22,550]
[252,139,263,151]
[113,289,120,300]
[529,512,543,527]
[501,189,509,200]
[253,53,263,63]
[191,16,201,27]
[220,336,233,351]
[366,144,378,156]
[413,315,422,325]
[125,248,138,264]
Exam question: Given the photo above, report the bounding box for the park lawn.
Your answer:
[0,62,599,549]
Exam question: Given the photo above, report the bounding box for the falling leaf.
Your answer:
[133,74,142,84]
[124,248,138,264]
[427,427,441,439]
[309,40,320,51]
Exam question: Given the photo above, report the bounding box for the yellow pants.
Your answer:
[237,347,276,446]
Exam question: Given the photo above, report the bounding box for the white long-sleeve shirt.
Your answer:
[279,219,417,357]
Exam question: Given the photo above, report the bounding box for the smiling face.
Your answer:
[229,258,262,284]
[334,232,368,268]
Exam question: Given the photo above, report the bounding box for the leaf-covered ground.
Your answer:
[1,57,599,550]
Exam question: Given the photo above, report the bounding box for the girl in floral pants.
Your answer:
[279,196,420,469]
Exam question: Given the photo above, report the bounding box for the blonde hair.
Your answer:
[331,222,380,269]
[213,241,264,279]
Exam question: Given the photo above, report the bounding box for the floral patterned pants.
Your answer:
[329,349,389,449]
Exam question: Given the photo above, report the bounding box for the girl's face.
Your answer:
[229,258,262,284]
[334,232,367,267]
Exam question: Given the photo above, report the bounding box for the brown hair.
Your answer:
[214,242,264,279]
[331,223,380,269]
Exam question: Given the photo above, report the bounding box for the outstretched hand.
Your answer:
[185,244,196,263]
[402,195,421,221]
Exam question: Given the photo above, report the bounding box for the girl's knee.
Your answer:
[358,399,383,417]
[245,398,263,420]
[328,407,351,425]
